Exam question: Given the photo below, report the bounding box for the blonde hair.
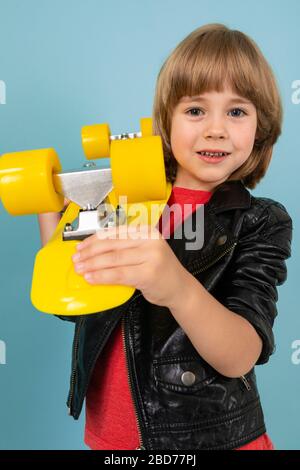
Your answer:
[152,23,283,189]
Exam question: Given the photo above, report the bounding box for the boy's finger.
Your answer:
[63,197,70,207]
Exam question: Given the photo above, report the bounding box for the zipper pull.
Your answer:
[240,375,251,391]
[136,446,146,450]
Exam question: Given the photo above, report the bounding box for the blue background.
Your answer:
[0,0,299,450]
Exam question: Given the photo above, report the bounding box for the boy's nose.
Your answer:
[203,126,228,139]
[203,117,228,139]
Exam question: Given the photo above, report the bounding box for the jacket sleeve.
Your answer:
[55,315,78,323]
[215,200,293,365]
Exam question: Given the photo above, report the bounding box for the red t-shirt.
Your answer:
[84,186,274,450]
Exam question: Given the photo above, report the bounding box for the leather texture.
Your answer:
[58,180,293,450]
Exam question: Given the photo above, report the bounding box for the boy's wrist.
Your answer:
[166,270,197,312]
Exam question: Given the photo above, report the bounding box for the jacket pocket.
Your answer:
[153,356,217,394]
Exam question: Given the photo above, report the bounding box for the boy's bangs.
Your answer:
[168,41,259,108]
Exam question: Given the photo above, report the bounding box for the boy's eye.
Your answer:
[186,108,203,116]
[229,108,246,117]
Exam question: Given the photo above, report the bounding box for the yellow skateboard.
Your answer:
[0,118,172,315]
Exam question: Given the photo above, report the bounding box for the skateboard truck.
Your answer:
[0,118,172,315]
[54,164,126,241]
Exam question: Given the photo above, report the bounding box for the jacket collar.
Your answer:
[166,180,250,269]
[207,180,251,214]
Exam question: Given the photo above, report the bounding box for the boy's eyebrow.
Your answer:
[180,96,253,105]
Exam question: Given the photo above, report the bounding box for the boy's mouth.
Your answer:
[196,151,231,164]
[197,151,231,157]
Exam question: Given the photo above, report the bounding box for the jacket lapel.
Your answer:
[166,180,251,269]
[207,180,251,214]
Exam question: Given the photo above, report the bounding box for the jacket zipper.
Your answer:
[188,240,237,276]
[240,375,252,391]
[67,291,143,418]
[67,316,84,415]
[122,315,145,450]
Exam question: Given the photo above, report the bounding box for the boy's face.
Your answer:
[170,87,257,191]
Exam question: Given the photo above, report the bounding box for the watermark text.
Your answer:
[96,197,205,251]
[291,340,300,365]
[0,80,6,105]
[0,340,6,365]
[291,80,300,104]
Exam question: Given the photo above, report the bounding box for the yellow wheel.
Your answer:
[140,117,153,137]
[0,148,64,215]
[81,123,111,160]
[110,134,167,203]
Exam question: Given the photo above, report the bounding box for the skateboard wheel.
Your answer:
[81,123,111,160]
[110,135,167,203]
[140,117,153,137]
[0,148,64,215]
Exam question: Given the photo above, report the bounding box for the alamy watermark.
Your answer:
[0,80,6,104]
[291,80,300,104]
[97,196,205,251]
[291,340,300,365]
[0,340,6,365]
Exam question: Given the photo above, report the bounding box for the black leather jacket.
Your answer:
[58,180,292,450]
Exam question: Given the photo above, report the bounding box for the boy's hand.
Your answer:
[71,224,191,309]
[63,197,70,210]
